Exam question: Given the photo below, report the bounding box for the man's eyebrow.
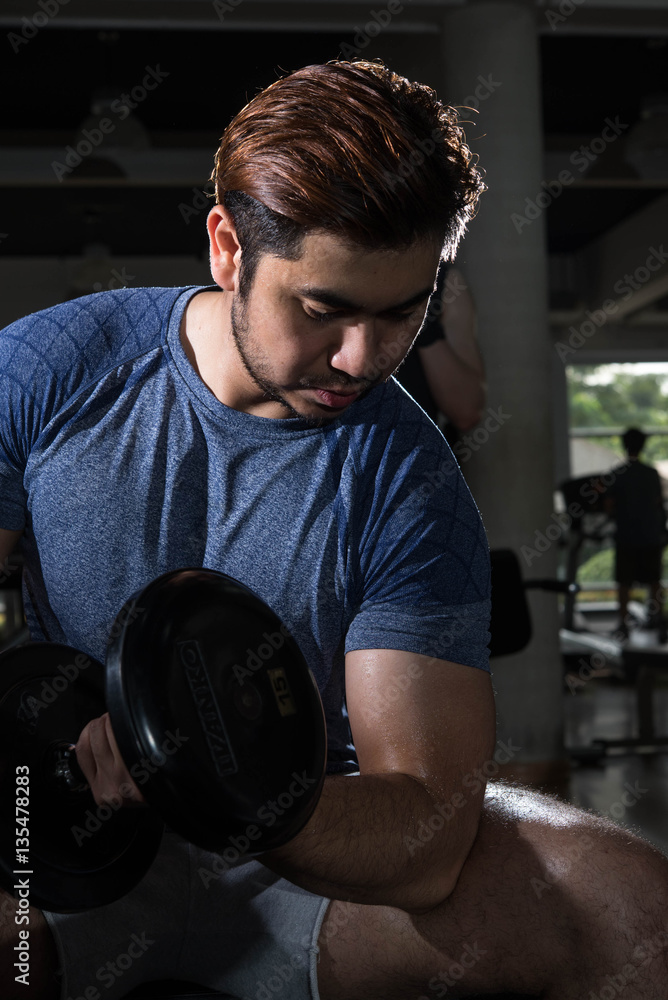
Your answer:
[297,285,434,313]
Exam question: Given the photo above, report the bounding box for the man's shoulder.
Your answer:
[353,376,445,439]
[0,285,189,352]
[0,285,196,396]
[342,377,462,493]
[624,460,660,480]
[638,461,663,490]
[382,377,452,454]
[0,286,202,458]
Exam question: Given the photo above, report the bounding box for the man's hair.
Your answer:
[622,427,647,456]
[209,60,485,295]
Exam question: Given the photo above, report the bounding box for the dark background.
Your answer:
[1,27,666,262]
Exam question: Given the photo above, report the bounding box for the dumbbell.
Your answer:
[0,569,327,912]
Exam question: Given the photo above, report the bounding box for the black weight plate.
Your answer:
[0,643,164,912]
[106,570,327,855]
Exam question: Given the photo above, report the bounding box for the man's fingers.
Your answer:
[103,713,145,804]
[75,713,144,806]
[86,714,110,770]
[74,718,98,786]
[103,712,127,770]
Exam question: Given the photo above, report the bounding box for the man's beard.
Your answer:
[229,294,377,427]
[230,295,307,420]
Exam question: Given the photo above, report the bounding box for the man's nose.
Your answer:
[329,321,385,381]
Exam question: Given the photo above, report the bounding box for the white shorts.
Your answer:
[43,827,331,1000]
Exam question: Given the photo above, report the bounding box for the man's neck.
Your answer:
[180,288,235,404]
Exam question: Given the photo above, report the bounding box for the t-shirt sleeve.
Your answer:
[0,314,43,530]
[0,294,113,529]
[345,398,491,671]
[0,300,89,530]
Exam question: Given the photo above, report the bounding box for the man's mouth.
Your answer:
[310,388,361,409]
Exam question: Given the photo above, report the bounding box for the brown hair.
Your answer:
[209,60,485,294]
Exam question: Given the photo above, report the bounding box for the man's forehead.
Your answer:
[299,228,439,266]
[261,230,442,304]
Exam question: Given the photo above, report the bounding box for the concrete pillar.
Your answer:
[551,350,572,486]
[441,1,566,779]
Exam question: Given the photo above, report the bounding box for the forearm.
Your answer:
[419,340,486,431]
[260,769,484,914]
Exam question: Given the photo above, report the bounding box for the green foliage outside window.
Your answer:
[568,365,668,464]
[567,364,668,593]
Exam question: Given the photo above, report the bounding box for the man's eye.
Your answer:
[303,305,422,323]
[304,307,339,323]
[386,309,421,323]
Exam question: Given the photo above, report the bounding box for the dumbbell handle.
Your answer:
[52,741,147,807]
[52,742,90,793]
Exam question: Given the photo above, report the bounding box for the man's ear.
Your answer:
[207,204,242,292]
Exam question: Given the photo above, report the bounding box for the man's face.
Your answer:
[228,231,441,424]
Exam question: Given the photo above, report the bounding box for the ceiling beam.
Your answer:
[1,0,667,35]
[580,193,668,319]
[0,0,446,33]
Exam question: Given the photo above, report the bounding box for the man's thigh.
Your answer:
[316,781,668,1000]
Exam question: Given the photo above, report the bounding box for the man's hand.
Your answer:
[75,712,145,807]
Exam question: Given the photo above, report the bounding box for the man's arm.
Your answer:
[76,648,496,913]
[261,649,496,914]
[418,268,486,431]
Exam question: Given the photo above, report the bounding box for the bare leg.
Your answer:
[0,890,60,999]
[317,782,668,999]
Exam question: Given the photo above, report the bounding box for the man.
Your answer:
[606,427,667,639]
[0,60,667,1000]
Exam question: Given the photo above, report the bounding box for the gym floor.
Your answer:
[564,672,668,857]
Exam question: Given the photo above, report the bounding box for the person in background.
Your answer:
[394,260,486,448]
[606,426,667,639]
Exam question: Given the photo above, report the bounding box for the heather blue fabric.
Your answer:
[0,285,491,775]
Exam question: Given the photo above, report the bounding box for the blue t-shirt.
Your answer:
[0,286,491,774]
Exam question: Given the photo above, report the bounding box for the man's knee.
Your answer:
[597,835,668,985]
[0,891,60,999]
[488,784,668,911]
[608,829,668,918]
[534,804,668,934]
